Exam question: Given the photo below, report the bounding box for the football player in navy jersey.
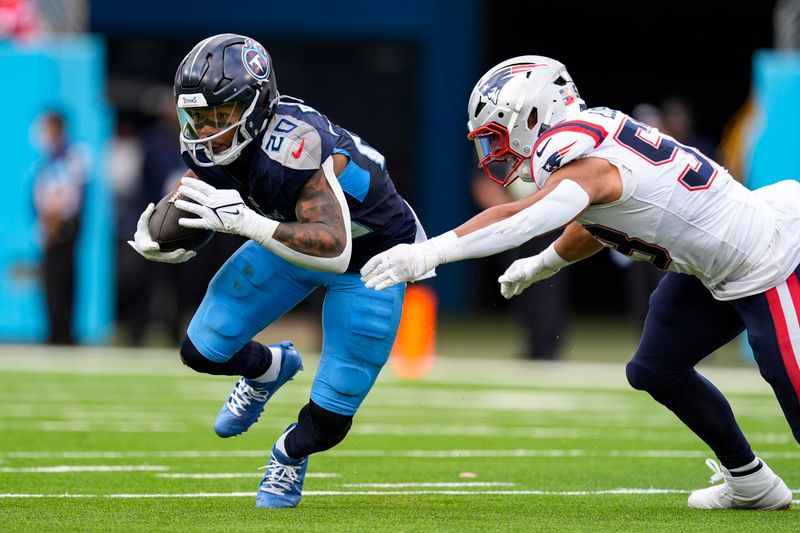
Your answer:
[362,56,800,510]
[128,33,425,508]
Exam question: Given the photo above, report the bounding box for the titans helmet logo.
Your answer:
[478,63,547,105]
[242,39,270,80]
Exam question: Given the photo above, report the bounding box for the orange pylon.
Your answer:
[390,284,437,380]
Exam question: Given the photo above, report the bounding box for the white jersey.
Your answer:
[530,107,800,300]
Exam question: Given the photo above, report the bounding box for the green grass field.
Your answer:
[1,334,798,532]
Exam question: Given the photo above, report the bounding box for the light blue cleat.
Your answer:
[213,341,302,438]
[256,424,308,508]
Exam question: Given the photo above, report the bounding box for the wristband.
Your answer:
[540,242,572,270]
[419,231,462,269]
[239,209,280,247]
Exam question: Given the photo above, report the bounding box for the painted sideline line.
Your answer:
[2,490,800,500]
[7,449,800,460]
[0,488,691,499]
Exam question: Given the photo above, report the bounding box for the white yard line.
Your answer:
[155,472,340,479]
[341,482,515,488]
[0,346,775,393]
[350,424,679,440]
[5,449,800,460]
[0,465,168,473]
[0,421,186,433]
[0,488,690,499]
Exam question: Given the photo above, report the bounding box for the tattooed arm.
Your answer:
[273,153,350,258]
[261,153,352,272]
[177,154,352,273]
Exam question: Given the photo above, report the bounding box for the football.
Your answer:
[148,191,214,252]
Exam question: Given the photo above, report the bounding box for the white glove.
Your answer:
[360,243,423,290]
[361,232,460,291]
[127,203,196,264]
[498,243,570,299]
[175,177,278,242]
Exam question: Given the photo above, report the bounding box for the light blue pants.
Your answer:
[187,241,405,416]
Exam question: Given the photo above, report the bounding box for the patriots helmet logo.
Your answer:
[478,63,547,105]
[542,151,565,173]
[541,140,577,173]
[242,39,270,80]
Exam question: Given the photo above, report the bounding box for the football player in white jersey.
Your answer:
[361,56,800,510]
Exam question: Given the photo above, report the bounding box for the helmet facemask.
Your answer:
[178,93,260,167]
[468,121,529,186]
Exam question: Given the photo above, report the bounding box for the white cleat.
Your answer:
[688,458,792,510]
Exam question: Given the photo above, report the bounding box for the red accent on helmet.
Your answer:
[468,122,526,187]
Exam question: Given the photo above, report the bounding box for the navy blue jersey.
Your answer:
[183,101,418,272]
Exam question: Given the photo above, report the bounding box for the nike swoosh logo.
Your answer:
[535,138,551,157]
[218,208,241,216]
[292,138,305,159]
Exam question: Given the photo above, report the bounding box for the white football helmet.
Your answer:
[467,55,585,187]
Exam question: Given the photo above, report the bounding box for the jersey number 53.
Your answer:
[614,118,717,191]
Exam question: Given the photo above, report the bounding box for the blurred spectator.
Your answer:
[471,171,570,360]
[32,109,86,344]
[661,96,719,159]
[134,88,246,345]
[33,0,87,34]
[718,91,757,184]
[630,102,663,130]
[774,0,800,50]
[136,89,198,344]
[0,0,40,40]
[107,112,149,345]
[607,103,668,327]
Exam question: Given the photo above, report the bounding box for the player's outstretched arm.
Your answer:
[360,179,590,290]
[176,155,352,273]
[360,157,621,290]
[498,223,602,299]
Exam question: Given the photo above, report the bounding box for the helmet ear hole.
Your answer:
[527,108,538,131]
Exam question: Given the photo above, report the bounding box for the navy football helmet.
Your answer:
[174,33,279,166]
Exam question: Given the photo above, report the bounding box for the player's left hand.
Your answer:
[361,243,430,290]
[127,202,197,264]
[498,254,560,299]
[175,177,252,235]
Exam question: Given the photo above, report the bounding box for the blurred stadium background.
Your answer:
[1,0,800,362]
[4,1,800,530]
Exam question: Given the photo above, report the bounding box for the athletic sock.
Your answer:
[251,345,282,383]
[728,457,763,477]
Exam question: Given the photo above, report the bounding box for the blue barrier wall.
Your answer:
[750,50,800,188]
[0,36,113,343]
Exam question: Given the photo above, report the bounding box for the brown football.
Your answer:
[148,191,213,252]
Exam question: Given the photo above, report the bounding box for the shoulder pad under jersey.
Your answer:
[260,113,323,171]
[530,111,612,188]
